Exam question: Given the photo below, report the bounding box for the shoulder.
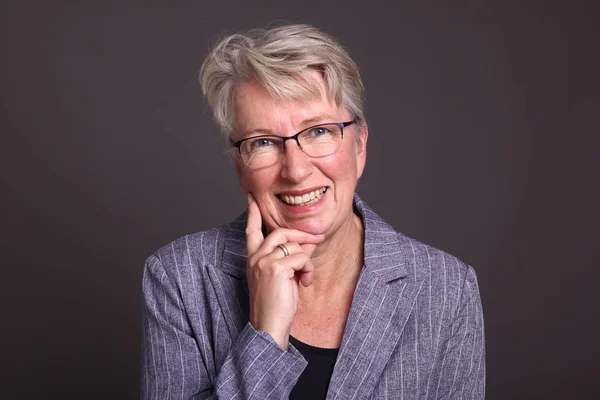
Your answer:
[357,194,477,287]
[392,232,483,329]
[144,215,247,283]
[356,194,481,308]
[396,232,476,284]
[389,232,483,327]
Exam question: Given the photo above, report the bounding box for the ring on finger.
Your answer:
[277,243,290,257]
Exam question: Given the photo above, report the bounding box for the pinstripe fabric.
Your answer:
[141,194,485,399]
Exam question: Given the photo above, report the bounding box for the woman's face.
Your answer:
[232,73,368,237]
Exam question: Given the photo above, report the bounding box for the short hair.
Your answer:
[199,24,366,140]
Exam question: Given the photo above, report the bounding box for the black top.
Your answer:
[289,336,340,400]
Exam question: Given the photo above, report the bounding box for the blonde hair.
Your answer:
[199,24,366,139]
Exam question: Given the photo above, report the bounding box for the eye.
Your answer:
[247,137,278,151]
[308,126,333,137]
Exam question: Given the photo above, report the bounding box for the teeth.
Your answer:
[279,188,327,206]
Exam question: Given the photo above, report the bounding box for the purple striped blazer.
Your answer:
[141,194,485,399]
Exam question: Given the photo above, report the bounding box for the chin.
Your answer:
[288,220,331,236]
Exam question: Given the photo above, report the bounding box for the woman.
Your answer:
[142,24,485,399]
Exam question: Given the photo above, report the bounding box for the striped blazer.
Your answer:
[141,194,485,399]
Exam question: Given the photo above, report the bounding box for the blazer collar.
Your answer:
[354,194,409,282]
[220,193,409,282]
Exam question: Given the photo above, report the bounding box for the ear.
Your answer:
[355,123,369,179]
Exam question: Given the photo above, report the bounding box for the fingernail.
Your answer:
[247,193,254,204]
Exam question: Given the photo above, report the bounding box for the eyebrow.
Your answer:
[299,114,332,127]
[242,114,335,138]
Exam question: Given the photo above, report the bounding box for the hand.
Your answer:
[245,194,324,349]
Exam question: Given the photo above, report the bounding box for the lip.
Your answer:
[277,186,328,196]
[276,187,328,214]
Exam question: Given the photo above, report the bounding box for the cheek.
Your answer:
[243,169,278,194]
[236,157,276,194]
[236,166,249,193]
[321,147,358,178]
[235,158,248,192]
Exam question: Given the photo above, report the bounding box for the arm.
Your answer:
[427,266,486,399]
[141,255,307,399]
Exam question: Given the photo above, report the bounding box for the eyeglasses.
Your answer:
[231,120,356,169]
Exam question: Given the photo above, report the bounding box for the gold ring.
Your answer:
[277,243,290,257]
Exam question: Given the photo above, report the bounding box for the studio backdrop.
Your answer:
[2,1,598,398]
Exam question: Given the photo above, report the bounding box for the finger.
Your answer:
[261,229,324,253]
[251,231,323,263]
[245,193,264,256]
[299,243,318,258]
[299,268,313,287]
[276,253,314,274]
[283,255,314,287]
[267,242,302,259]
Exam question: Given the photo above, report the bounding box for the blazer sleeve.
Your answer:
[141,255,307,399]
[426,266,486,399]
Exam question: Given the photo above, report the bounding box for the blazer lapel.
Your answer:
[327,195,426,400]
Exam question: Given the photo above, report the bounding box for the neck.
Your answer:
[300,211,364,299]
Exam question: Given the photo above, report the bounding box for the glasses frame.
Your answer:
[231,119,356,166]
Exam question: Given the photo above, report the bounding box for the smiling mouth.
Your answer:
[277,187,328,206]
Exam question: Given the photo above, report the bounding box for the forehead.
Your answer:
[232,73,344,138]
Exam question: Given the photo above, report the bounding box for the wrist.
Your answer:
[252,320,290,350]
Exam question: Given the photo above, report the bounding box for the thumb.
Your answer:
[246,193,264,256]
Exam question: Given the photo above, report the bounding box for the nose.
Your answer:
[280,139,314,183]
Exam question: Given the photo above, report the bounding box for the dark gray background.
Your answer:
[2,0,598,398]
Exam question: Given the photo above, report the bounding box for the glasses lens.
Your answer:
[241,136,282,168]
[298,123,343,157]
